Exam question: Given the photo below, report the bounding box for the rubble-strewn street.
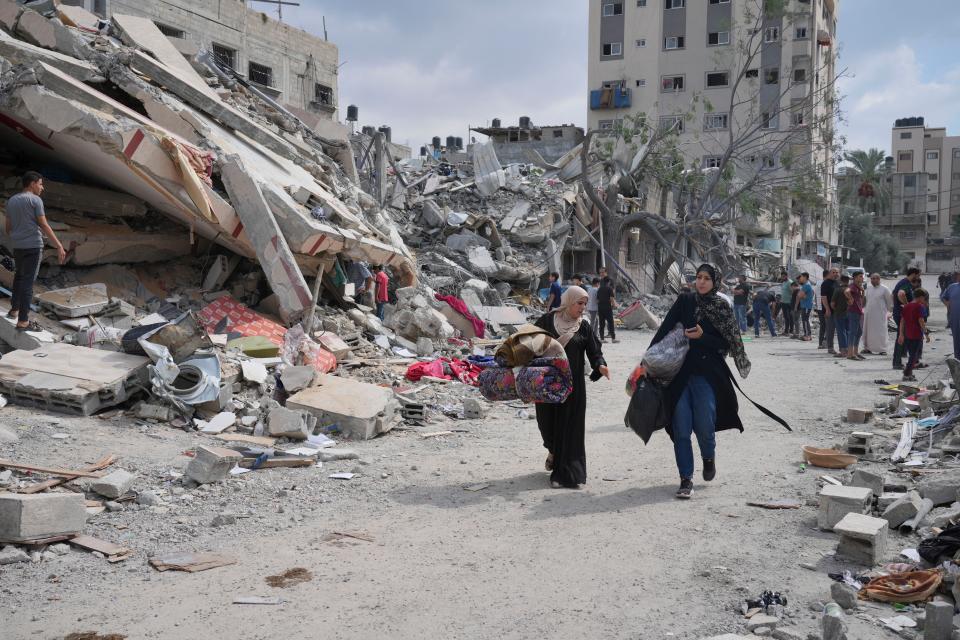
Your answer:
[0,288,955,640]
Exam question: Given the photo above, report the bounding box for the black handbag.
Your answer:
[624,377,671,444]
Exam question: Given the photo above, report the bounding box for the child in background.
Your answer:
[898,288,929,382]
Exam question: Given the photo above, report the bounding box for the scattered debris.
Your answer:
[265,567,313,588]
[149,552,237,573]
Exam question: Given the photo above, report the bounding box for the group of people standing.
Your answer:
[548,270,619,344]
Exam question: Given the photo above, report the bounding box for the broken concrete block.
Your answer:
[90,469,136,499]
[463,398,488,420]
[924,600,953,640]
[185,446,242,484]
[0,0,22,33]
[413,306,453,338]
[834,513,888,566]
[287,375,399,440]
[416,337,434,356]
[137,403,171,421]
[849,469,884,497]
[830,582,859,610]
[818,485,872,530]
[0,545,30,565]
[745,614,779,632]
[267,406,311,440]
[919,471,960,506]
[0,493,86,542]
[280,366,315,393]
[316,448,360,462]
[882,491,922,528]
[220,156,311,324]
[877,492,906,510]
[846,408,873,423]
[199,411,236,435]
[846,431,876,455]
[240,360,269,384]
[420,200,445,228]
[315,332,351,359]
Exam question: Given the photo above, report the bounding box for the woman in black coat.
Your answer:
[534,286,609,488]
[648,264,754,499]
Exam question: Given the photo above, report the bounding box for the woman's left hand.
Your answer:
[598,365,610,380]
[684,325,704,340]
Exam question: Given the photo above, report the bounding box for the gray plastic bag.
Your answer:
[641,323,689,381]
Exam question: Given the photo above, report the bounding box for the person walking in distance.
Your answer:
[596,277,618,343]
[898,288,929,382]
[732,274,751,333]
[845,271,866,360]
[940,272,960,359]
[862,273,893,355]
[371,264,389,320]
[832,275,851,358]
[778,273,794,337]
[796,273,814,341]
[545,272,562,310]
[752,286,777,337]
[586,277,600,332]
[819,268,839,353]
[892,268,921,370]
[4,171,66,330]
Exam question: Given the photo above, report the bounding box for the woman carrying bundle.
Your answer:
[534,286,610,489]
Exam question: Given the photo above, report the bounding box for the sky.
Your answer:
[276,0,960,157]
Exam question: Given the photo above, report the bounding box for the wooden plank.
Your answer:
[68,534,130,557]
[237,457,315,469]
[214,433,277,447]
[0,459,106,478]
[17,454,116,494]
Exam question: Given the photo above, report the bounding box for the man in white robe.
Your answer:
[863,273,893,354]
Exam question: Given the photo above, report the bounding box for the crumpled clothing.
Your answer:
[859,570,942,603]
[478,357,573,404]
[405,357,482,385]
[919,523,960,563]
[435,293,485,338]
[495,324,565,367]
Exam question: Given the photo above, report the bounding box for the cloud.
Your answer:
[839,44,960,153]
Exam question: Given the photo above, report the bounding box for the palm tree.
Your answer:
[840,148,890,214]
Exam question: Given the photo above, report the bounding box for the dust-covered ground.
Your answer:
[2,281,950,640]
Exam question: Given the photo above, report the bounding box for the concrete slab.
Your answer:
[0,27,101,82]
[220,155,311,324]
[0,342,149,415]
[286,375,400,440]
[35,283,110,318]
[474,305,527,326]
[0,0,22,33]
[0,492,86,543]
[57,5,100,32]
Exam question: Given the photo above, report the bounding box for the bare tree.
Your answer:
[580,0,844,292]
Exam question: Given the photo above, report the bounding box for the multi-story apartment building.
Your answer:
[61,0,339,119]
[889,117,960,272]
[587,0,840,270]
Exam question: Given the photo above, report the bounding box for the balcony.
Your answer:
[872,213,925,227]
[590,86,631,110]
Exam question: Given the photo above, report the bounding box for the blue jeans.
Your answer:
[672,375,717,480]
[835,315,848,350]
[734,304,748,332]
[847,314,863,349]
[376,301,386,320]
[753,302,776,336]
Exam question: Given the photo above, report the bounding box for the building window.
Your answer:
[900,132,912,139]
[793,68,807,83]
[761,155,777,169]
[247,62,273,87]
[636,38,647,47]
[706,71,729,87]
[926,151,939,159]
[761,112,776,129]
[791,109,805,127]
[665,0,685,8]
[764,68,779,84]
[659,116,684,133]
[795,26,808,39]
[602,42,623,56]
[703,156,722,169]
[899,151,912,161]
[598,120,614,131]
[929,194,939,203]
[602,3,624,17]
[708,31,730,46]
[953,172,960,181]
[903,174,916,188]
[708,0,730,3]
[929,173,938,181]
[764,27,780,43]
[314,83,333,105]
[661,75,684,92]
[211,43,237,71]
[664,36,685,50]
[553,129,564,138]
[954,149,960,158]
[637,0,647,6]
[155,22,185,39]
[901,230,916,240]
[745,68,759,79]
[704,113,729,130]
[953,194,960,202]
[635,79,646,87]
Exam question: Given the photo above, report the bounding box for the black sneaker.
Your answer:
[676,479,693,499]
[703,458,716,482]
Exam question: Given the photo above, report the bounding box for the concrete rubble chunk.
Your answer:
[199,411,237,435]
[924,600,953,640]
[0,545,31,565]
[316,448,360,462]
[830,582,858,610]
[882,491,923,528]
[919,471,960,506]
[833,513,888,566]
[287,375,400,440]
[267,406,313,440]
[463,398,488,420]
[0,493,86,542]
[220,156,311,324]
[185,446,243,484]
[280,366,315,393]
[316,333,351,359]
[849,469,884,497]
[745,614,779,631]
[90,469,136,499]
[818,485,872,530]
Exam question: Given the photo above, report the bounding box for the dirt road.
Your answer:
[3,288,950,640]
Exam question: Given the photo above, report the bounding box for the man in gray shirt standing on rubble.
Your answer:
[4,171,66,330]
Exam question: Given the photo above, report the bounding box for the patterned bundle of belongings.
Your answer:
[478,325,573,404]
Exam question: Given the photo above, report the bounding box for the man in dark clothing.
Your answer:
[4,171,66,330]
[752,287,776,337]
[546,271,562,310]
[819,267,839,353]
[892,267,921,369]
[597,277,617,343]
[732,275,751,332]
